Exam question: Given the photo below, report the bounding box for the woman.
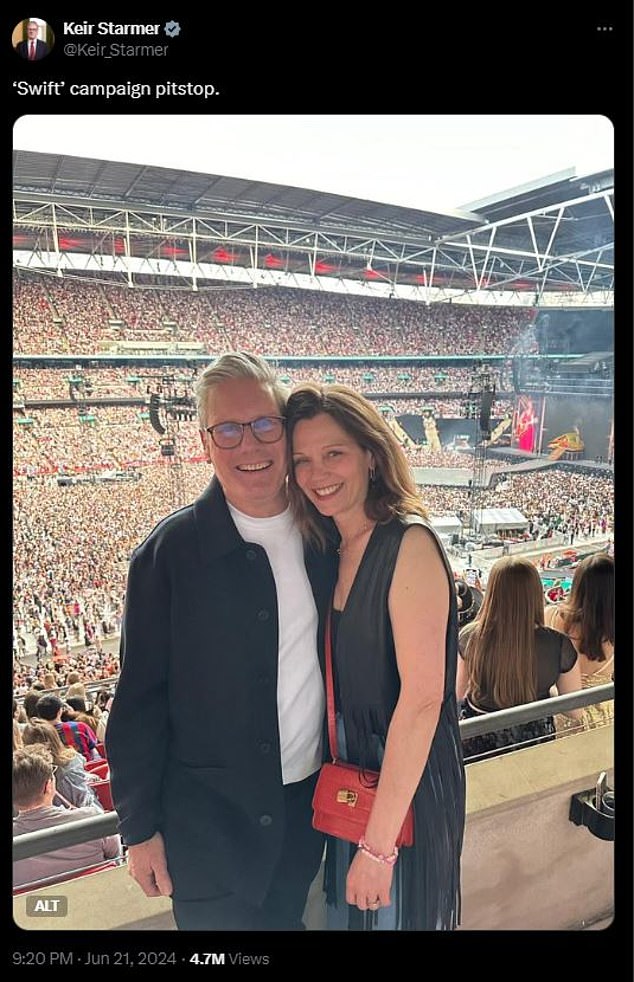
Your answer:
[457,556,582,761]
[286,383,465,931]
[544,552,614,732]
[22,719,104,810]
[42,671,59,690]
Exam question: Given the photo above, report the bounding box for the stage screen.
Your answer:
[540,395,613,461]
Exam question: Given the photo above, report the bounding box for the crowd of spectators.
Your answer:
[12,461,613,684]
[13,271,613,729]
[416,469,612,530]
[13,407,206,475]
[14,364,508,401]
[13,649,120,697]
[15,367,145,401]
[14,271,534,357]
[13,400,519,477]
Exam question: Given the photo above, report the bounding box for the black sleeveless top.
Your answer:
[328,515,465,930]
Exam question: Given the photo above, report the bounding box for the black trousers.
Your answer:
[172,771,324,931]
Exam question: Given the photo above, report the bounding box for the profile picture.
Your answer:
[13,18,54,60]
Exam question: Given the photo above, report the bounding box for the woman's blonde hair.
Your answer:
[22,719,77,767]
[285,382,427,550]
[460,556,545,708]
[66,682,88,700]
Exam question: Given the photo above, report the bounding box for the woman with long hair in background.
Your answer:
[457,555,582,760]
[544,552,614,732]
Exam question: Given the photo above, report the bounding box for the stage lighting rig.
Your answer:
[142,372,197,510]
[463,363,499,536]
[144,373,197,436]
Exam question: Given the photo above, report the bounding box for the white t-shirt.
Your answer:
[228,503,324,784]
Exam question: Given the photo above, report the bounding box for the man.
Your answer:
[107,353,336,930]
[13,745,121,889]
[35,693,100,762]
[16,20,49,60]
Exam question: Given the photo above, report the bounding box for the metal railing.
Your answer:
[13,684,613,864]
[458,682,613,737]
[15,676,120,707]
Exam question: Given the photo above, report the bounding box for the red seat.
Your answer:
[92,779,115,812]
[94,742,106,760]
[85,760,109,778]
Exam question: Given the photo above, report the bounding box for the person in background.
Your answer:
[23,689,45,722]
[457,556,583,761]
[13,698,27,731]
[13,745,120,889]
[22,719,103,810]
[544,553,614,732]
[454,578,483,628]
[34,693,100,762]
[95,689,114,743]
[65,695,100,736]
[286,382,465,931]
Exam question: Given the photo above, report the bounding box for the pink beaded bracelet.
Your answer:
[357,837,399,866]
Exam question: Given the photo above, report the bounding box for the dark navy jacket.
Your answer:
[107,477,335,903]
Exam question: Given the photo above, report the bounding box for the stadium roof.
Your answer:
[13,151,614,298]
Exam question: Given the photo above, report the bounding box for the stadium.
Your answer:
[12,135,614,933]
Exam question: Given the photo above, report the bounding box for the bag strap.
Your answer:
[324,604,339,762]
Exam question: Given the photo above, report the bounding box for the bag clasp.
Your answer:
[336,789,358,806]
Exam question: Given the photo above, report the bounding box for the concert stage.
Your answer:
[414,449,613,489]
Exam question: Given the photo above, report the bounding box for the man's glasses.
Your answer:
[205,416,286,450]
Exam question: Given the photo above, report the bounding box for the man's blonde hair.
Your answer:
[194,352,288,428]
[13,745,54,809]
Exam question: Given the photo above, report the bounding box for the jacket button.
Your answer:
[245,550,256,561]
[259,814,273,827]
[258,675,270,685]
[257,609,269,621]
[259,742,271,754]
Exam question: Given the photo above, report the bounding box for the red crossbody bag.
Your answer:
[311,605,414,847]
